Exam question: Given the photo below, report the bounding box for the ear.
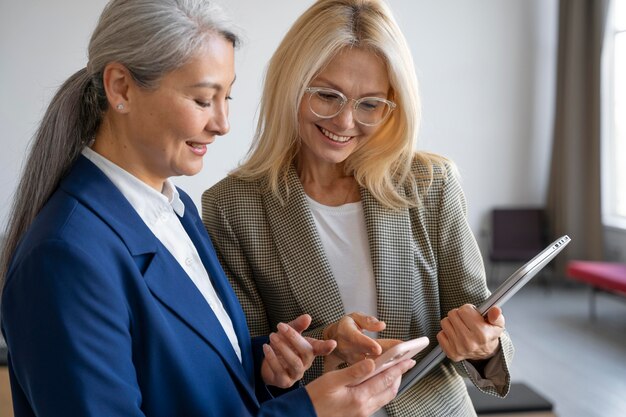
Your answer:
[103,62,132,113]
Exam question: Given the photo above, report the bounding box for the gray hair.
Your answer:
[1,0,239,280]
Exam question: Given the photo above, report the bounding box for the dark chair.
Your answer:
[488,208,548,286]
[467,382,555,416]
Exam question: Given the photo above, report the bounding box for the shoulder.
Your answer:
[410,151,456,179]
[4,207,126,299]
[13,197,119,264]
[32,189,115,246]
[407,152,461,196]
[202,175,264,210]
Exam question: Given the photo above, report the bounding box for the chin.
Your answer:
[326,151,354,165]
[175,164,204,178]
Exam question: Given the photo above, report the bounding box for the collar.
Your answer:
[81,147,185,219]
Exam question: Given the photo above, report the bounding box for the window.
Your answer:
[603,0,626,228]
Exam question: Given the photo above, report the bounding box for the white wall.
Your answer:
[0,0,559,251]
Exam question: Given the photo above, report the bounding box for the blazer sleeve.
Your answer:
[250,335,306,406]
[430,162,514,396]
[3,235,316,417]
[2,240,145,417]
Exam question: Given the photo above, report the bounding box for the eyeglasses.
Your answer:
[304,87,396,127]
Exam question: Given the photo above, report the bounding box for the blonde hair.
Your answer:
[233,0,444,208]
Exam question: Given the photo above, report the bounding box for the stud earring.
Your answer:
[116,103,125,110]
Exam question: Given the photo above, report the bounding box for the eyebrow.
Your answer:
[313,77,387,98]
[188,75,237,90]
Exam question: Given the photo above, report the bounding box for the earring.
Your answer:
[116,103,125,110]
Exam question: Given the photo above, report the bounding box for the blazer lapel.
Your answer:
[178,209,254,382]
[262,166,416,341]
[61,157,256,401]
[61,157,158,257]
[361,188,414,341]
[262,167,346,328]
[141,249,254,397]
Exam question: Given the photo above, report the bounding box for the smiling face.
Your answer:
[297,47,390,172]
[102,34,235,190]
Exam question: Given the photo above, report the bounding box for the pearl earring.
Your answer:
[116,103,125,110]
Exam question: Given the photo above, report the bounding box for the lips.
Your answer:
[186,141,208,156]
[320,127,352,143]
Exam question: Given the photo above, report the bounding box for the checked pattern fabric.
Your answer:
[202,156,514,417]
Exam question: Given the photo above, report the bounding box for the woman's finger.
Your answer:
[269,332,305,375]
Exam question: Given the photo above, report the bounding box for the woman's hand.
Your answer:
[261,314,336,388]
[306,357,416,417]
[323,312,403,370]
[437,305,505,362]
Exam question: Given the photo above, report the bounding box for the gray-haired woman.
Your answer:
[0,1,414,416]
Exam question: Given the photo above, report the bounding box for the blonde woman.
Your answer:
[0,1,415,416]
[203,0,514,415]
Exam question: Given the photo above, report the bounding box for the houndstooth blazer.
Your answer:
[202,157,514,417]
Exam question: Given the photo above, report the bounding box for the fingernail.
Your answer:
[277,322,288,332]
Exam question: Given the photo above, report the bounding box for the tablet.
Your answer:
[398,235,570,396]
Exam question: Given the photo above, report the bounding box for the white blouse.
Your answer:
[82,147,242,362]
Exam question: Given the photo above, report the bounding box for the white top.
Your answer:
[306,196,388,417]
[82,147,242,362]
[305,197,378,324]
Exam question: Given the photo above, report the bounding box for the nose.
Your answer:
[331,101,356,130]
[206,102,230,136]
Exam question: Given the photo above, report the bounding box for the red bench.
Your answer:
[566,261,626,319]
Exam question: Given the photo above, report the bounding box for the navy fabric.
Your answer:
[1,156,315,417]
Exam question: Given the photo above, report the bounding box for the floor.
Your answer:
[0,367,12,417]
[501,284,626,417]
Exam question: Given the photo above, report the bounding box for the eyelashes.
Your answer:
[195,96,233,108]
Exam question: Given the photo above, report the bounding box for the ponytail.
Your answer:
[1,68,104,280]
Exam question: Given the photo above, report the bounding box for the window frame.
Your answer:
[602,0,626,230]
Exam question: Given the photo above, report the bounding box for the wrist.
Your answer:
[323,352,343,373]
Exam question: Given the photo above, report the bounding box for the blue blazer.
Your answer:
[1,156,316,417]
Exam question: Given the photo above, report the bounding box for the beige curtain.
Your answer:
[547,0,610,274]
